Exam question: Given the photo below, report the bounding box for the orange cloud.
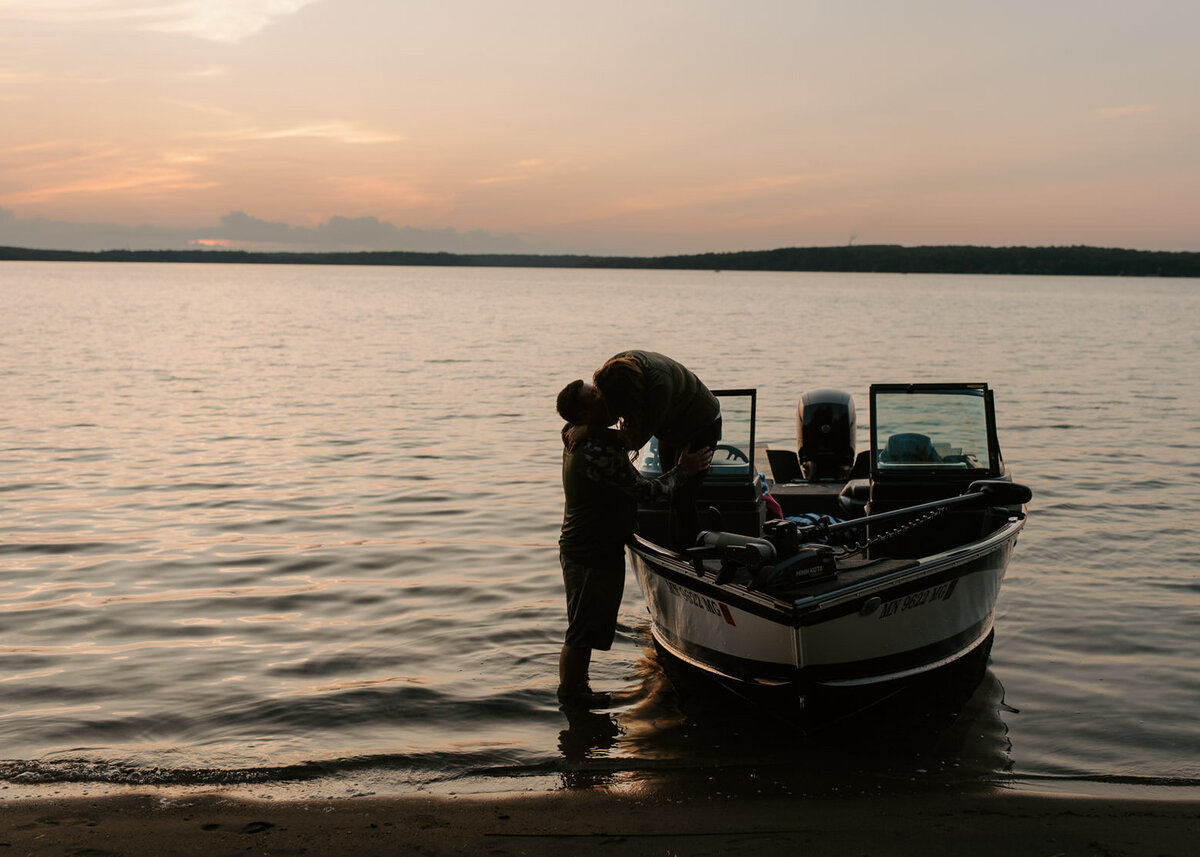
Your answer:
[4,166,218,206]
[471,159,549,185]
[212,123,403,145]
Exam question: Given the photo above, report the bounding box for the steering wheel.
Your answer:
[714,444,749,462]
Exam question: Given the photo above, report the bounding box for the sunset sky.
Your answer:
[1,0,1197,255]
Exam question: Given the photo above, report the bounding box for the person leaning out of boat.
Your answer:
[589,350,721,550]
[555,380,712,702]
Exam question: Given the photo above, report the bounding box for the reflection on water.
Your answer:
[557,705,622,790]
[551,631,1013,796]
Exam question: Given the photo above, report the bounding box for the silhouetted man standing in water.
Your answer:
[555,380,711,702]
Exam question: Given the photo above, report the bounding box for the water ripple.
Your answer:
[1,265,1197,792]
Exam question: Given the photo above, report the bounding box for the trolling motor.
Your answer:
[686,525,837,590]
[761,519,838,584]
[686,531,776,584]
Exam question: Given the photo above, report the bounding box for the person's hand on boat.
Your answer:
[678,444,713,475]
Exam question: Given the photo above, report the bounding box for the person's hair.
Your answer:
[593,354,645,447]
[555,379,586,423]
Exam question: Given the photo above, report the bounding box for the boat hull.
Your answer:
[629,516,1023,690]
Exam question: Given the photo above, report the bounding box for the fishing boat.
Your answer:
[628,383,1030,691]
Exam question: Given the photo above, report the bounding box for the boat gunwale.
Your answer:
[792,511,1026,614]
[628,509,1026,627]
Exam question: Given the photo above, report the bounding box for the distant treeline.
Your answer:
[2,243,1198,277]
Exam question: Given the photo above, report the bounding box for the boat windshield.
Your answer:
[637,388,755,479]
[870,384,997,475]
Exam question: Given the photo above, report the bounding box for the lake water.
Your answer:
[1,261,1197,799]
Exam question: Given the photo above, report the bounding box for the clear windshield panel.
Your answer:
[872,387,992,472]
[635,437,666,476]
[709,391,754,479]
[637,389,755,479]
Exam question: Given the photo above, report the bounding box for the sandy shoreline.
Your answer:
[1,786,1196,856]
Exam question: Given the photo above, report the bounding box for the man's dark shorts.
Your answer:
[560,552,625,651]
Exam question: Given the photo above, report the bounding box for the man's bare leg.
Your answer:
[558,644,592,696]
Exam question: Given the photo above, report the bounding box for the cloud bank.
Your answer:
[0,0,321,43]
[0,207,537,254]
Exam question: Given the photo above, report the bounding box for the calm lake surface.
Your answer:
[1,262,1197,798]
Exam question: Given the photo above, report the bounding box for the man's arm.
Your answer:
[579,439,702,504]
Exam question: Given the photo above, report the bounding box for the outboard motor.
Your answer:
[797,389,856,481]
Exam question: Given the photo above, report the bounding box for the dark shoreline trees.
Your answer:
[1,243,1198,277]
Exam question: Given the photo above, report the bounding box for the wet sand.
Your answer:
[1,787,1196,856]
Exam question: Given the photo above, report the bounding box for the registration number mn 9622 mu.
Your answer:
[878,579,957,618]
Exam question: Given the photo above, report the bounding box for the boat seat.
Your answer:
[766,448,802,483]
[881,432,943,463]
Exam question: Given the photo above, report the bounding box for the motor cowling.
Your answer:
[797,389,856,481]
